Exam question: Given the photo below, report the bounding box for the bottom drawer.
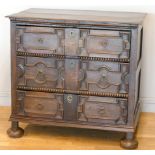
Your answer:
[15,91,127,125]
[77,96,128,125]
[16,91,64,119]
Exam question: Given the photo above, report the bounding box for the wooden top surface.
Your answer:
[8,8,146,25]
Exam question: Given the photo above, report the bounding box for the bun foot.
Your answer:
[120,132,138,149]
[7,121,24,138]
[120,138,138,149]
[7,127,24,138]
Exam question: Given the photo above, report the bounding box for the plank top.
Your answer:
[8,8,146,25]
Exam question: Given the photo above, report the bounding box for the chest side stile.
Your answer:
[10,21,17,117]
[127,25,142,127]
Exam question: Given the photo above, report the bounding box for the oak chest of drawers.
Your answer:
[7,9,145,149]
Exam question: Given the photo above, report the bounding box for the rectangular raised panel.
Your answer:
[16,56,64,89]
[79,60,129,93]
[79,29,130,58]
[23,33,58,49]
[16,91,64,119]
[78,96,128,125]
[16,26,65,54]
[64,94,78,121]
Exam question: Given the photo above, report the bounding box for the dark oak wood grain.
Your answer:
[7,8,145,149]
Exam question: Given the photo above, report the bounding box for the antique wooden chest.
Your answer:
[7,9,145,149]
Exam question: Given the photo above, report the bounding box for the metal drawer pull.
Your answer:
[102,40,108,48]
[98,107,105,116]
[36,104,44,110]
[38,38,44,44]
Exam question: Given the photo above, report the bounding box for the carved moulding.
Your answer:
[16,51,130,63]
[17,86,128,98]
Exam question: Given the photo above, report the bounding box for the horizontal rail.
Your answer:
[17,51,130,63]
[17,86,128,98]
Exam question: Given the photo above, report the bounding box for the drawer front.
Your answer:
[16,27,130,59]
[79,60,129,93]
[17,55,129,94]
[16,91,64,119]
[79,29,130,58]
[64,28,130,58]
[16,56,64,89]
[16,26,64,54]
[78,96,128,125]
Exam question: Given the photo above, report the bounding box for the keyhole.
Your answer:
[70,31,75,37]
[70,61,75,68]
[67,95,73,103]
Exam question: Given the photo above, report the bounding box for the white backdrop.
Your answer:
[0,0,155,112]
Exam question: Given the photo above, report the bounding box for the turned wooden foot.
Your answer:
[120,132,138,149]
[7,121,24,138]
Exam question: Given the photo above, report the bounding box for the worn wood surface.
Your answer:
[8,8,146,25]
[8,9,145,149]
[0,106,155,150]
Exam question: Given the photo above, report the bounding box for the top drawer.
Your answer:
[16,26,130,59]
[16,26,65,55]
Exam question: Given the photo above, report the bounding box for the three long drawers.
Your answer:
[15,25,130,126]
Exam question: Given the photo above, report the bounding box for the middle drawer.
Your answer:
[16,56,129,94]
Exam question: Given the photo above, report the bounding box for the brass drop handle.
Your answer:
[101,40,108,48]
[98,107,105,116]
[38,38,44,44]
[36,104,44,110]
[38,69,43,74]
